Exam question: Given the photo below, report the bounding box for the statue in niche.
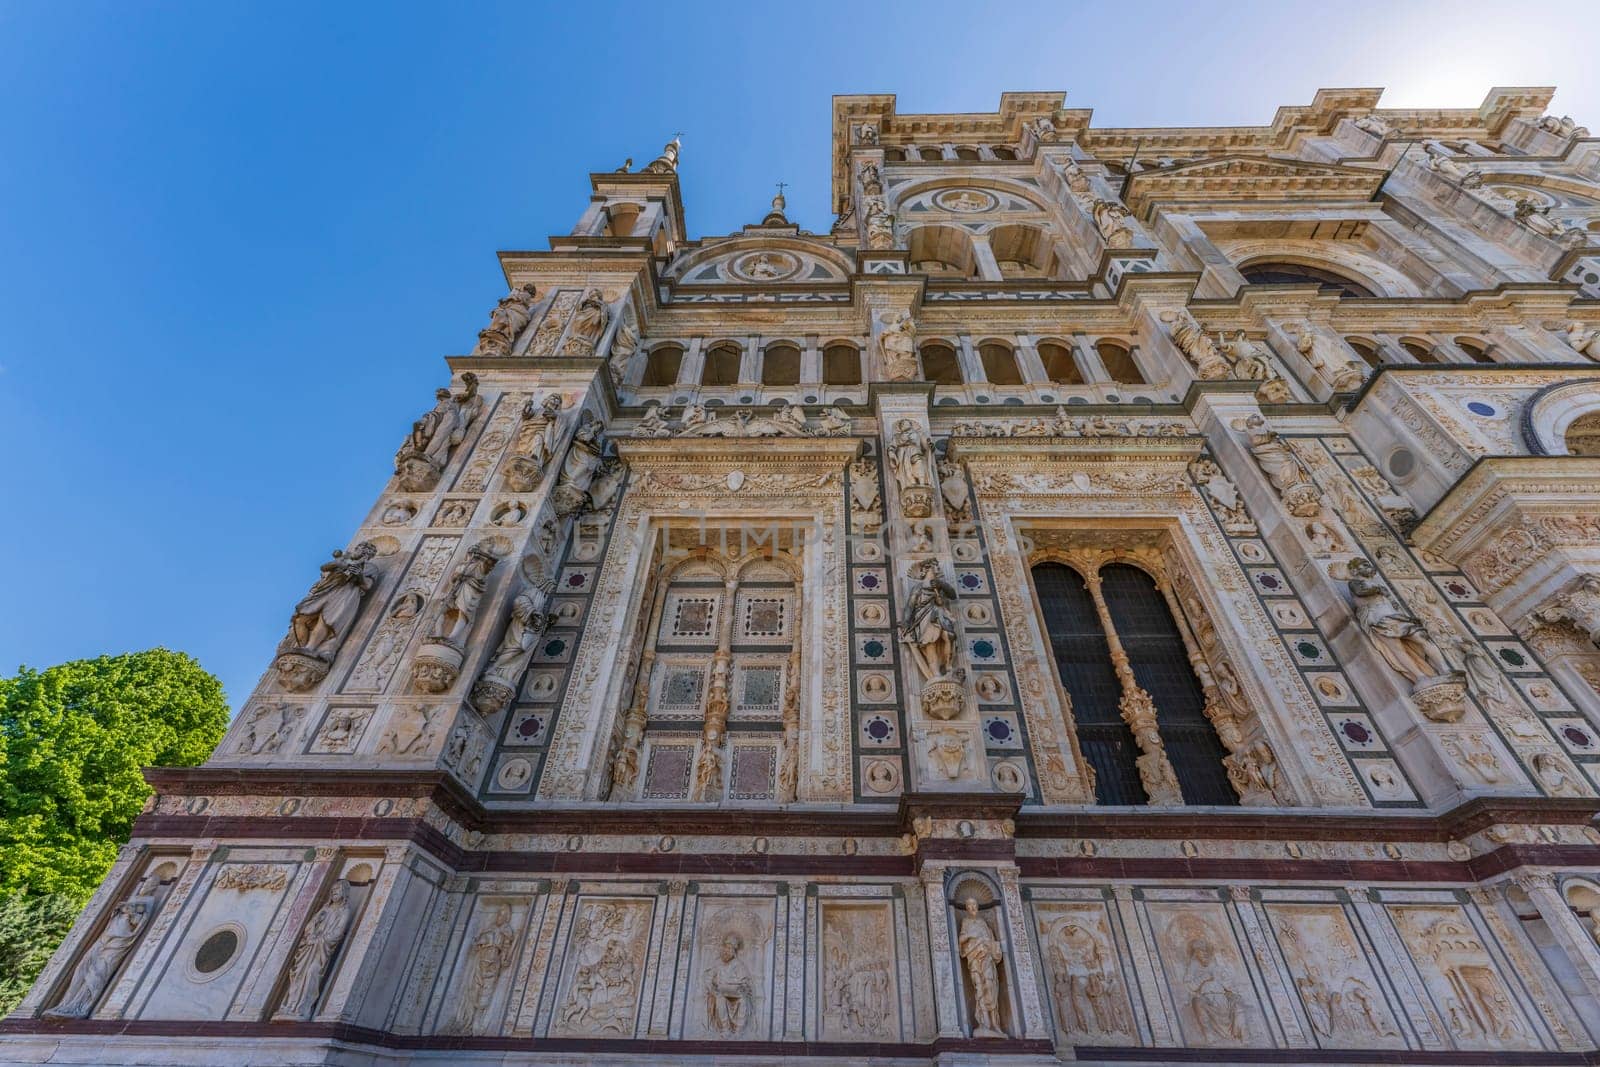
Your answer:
[1533,576,1600,647]
[857,162,883,196]
[877,311,918,380]
[1091,198,1136,248]
[1353,114,1394,137]
[1286,323,1366,391]
[44,874,163,1018]
[957,898,1007,1038]
[445,904,517,1035]
[1182,931,1243,1043]
[886,418,935,516]
[559,289,610,357]
[429,544,499,650]
[938,458,971,521]
[1346,559,1453,689]
[899,559,959,683]
[395,373,486,492]
[864,197,895,250]
[1046,919,1131,1038]
[702,931,756,1035]
[279,542,379,668]
[273,880,353,1021]
[471,584,554,715]
[1161,310,1229,379]
[1217,331,1290,401]
[503,393,563,491]
[552,412,606,517]
[1235,413,1322,517]
[472,283,538,356]
[1559,321,1600,361]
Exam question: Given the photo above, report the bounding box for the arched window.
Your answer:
[761,342,801,386]
[1099,564,1236,806]
[978,341,1024,385]
[1454,337,1494,364]
[883,148,905,162]
[991,146,1017,161]
[918,146,945,162]
[702,342,742,386]
[822,342,862,385]
[1032,562,1146,804]
[989,224,1054,279]
[955,146,981,161]
[1240,262,1376,299]
[908,225,977,279]
[1400,339,1439,364]
[920,341,963,385]
[1345,337,1382,369]
[642,344,683,387]
[1095,340,1146,385]
[1038,340,1083,384]
[605,204,641,238]
[1567,411,1600,456]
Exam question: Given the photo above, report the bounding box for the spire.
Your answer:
[643,134,681,175]
[762,181,789,226]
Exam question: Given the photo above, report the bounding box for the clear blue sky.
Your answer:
[2,1,1596,711]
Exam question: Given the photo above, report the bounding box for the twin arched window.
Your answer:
[1032,561,1238,806]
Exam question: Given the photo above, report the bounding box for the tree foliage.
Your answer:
[0,649,228,901]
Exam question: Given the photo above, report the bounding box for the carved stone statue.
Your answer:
[1218,331,1290,402]
[886,419,935,516]
[1059,157,1092,196]
[395,373,486,491]
[1560,321,1600,361]
[1237,413,1322,517]
[1188,458,1254,535]
[1424,144,1483,188]
[632,405,672,438]
[1537,114,1590,139]
[702,932,755,1035]
[857,162,883,196]
[552,412,606,516]
[1092,198,1136,248]
[1353,114,1393,138]
[1287,323,1366,392]
[877,311,918,381]
[44,875,162,1018]
[273,880,353,1021]
[958,898,1007,1038]
[446,905,516,1035]
[899,559,959,684]
[276,542,379,690]
[559,289,610,357]
[1162,310,1229,379]
[503,393,563,491]
[864,198,895,250]
[413,543,500,693]
[817,406,851,436]
[471,584,554,715]
[938,458,971,521]
[1514,198,1584,247]
[1031,116,1059,143]
[1533,575,1600,648]
[472,283,537,356]
[1346,558,1453,690]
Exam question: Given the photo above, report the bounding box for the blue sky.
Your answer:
[2,1,1596,710]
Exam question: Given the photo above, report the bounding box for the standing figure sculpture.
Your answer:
[273,881,353,1021]
[1346,558,1453,688]
[958,898,1007,1038]
[552,412,607,517]
[276,542,380,691]
[560,289,611,357]
[1092,198,1136,248]
[471,586,554,715]
[1288,324,1367,392]
[504,393,564,491]
[395,373,486,491]
[1162,310,1229,379]
[899,558,960,690]
[472,283,538,356]
[446,905,517,1035]
[877,311,918,381]
[1237,413,1322,517]
[45,875,163,1019]
[886,418,935,516]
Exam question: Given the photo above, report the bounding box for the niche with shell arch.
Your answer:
[945,870,1019,1040]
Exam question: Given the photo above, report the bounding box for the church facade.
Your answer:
[9,87,1600,1065]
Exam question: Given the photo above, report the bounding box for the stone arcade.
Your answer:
[10,87,1600,1066]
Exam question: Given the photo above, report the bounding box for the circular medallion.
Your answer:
[934,188,997,213]
[731,250,800,282]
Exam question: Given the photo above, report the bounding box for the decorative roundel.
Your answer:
[984,717,1014,744]
[1340,718,1373,745]
[1465,400,1497,417]
[1498,647,1527,667]
[933,188,998,213]
[730,250,801,282]
[1563,725,1593,748]
[864,715,895,742]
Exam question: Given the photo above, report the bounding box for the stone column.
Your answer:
[919,865,967,1038]
[1082,566,1183,804]
[970,234,1003,282]
[995,865,1049,1039]
[1514,873,1600,1008]
[690,573,739,801]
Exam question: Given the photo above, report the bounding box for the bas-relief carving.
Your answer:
[43,872,168,1019]
[376,704,442,757]
[1147,902,1266,1047]
[232,702,307,756]
[687,900,774,1039]
[820,902,896,1040]
[550,897,652,1038]
[442,902,521,1036]
[272,880,353,1021]
[1389,905,1538,1050]
[344,537,457,694]
[1036,903,1134,1044]
[1264,903,1402,1047]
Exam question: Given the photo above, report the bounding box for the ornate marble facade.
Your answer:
[9,88,1600,1066]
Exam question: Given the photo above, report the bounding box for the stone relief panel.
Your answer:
[1263,902,1404,1048]
[1033,900,1137,1045]
[548,896,654,1038]
[439,897,528,1036]
[683,896,777,1040]
[1387,903,1541,1051]
[818,900,901,1042]
[1146,900,1269,1048]
[343,536,459,695]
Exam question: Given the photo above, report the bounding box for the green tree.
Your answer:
[0,648,228,1012]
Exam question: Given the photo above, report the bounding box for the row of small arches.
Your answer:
[1345,334,1497,367]
[882,145,1020,162]
[637,338,1145,388]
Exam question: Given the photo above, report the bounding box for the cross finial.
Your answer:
[776,181,788,196]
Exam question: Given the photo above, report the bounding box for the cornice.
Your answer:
[1411,455,1600,557]
[949,435,1203,464]
[1125,156,1386,219]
